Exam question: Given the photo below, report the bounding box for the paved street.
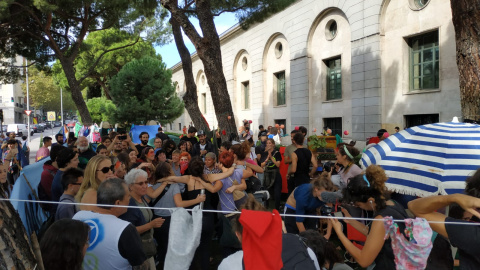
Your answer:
[26,126,61,164]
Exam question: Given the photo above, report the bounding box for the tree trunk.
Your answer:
[163,0,239,141]
[451,0,480,121]
[0,188,37,270]
[59,58,94,125]
[170,15,210,132]
[194,0,238,140]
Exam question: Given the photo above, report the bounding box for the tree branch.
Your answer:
[212,6,247,16]
[77,37,141,84]
[161,0,204,49]
[2,61,39,69]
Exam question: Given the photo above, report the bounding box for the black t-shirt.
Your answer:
[293,148,312,186]
[260,151,282,169]
[373,201,408,270]
[445,217,480,269]
[135,144,148,158]
[118,223,147,266]
[180,136,198,145]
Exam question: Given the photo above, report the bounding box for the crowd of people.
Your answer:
[1,122,479,270]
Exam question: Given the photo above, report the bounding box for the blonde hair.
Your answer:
[76,155,110,202]
[311,172,335,192]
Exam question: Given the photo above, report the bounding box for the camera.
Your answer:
[320,205,342,216]
[323,162,333,172]
[118,135,127,140]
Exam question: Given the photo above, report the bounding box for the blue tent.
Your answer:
[130,125,160,144]
[10,157,50,238]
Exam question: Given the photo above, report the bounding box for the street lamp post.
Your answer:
[25,65,31,142]
[60,87,64,126]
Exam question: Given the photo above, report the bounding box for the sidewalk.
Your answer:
[27,127,61,164]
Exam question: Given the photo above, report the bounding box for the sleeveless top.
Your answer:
[186,187,213,210]
[73,211,131,270]
[293,148,312,187]
[372,201,408,269]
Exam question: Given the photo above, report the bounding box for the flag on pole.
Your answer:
[59,124,68,142]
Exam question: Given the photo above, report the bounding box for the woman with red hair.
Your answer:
[179,152,191,175]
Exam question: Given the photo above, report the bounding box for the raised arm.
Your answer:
[126,134,138,155]
[146,182,169,199]
[341,207,369,236]
[204,167,234,183]
[107,135,118,153]
[157,175,190,184]
[245,160,264,173]
[196,178,223,193]
[331,216,386,268]
[241,167,254,179]
[408,194,480,238]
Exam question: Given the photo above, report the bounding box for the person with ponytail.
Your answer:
[331,165,409,269]
[333,143,362,190]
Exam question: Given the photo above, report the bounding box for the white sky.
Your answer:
[155,12,238,68]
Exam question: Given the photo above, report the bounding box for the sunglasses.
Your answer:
[71,182,82,186]
[134,181,148,186]
[97,165,114,173]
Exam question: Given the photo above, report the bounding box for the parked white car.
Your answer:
[7,123,28,136]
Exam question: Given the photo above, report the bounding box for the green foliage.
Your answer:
[21,67,76,112]
[209,0,296,29]
[308,135,327,149]
[51,27,167,96]
[110,56,184,126]
[77,97,117,125]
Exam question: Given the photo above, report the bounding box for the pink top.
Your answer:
[36,147,50,162]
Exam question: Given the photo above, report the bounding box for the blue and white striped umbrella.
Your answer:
[361,119,480,197]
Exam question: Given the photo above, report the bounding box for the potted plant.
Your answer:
[307,135,327,152]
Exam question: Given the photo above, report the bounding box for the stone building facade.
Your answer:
[0,56,28,125]
[169,0,461,143]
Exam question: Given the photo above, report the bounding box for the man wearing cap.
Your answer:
[155,126,169,143]
[192,130,214,159]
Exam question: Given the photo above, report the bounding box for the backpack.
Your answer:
[281,233,317,270]
[242,233,317,270]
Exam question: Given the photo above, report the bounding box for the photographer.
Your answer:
[333,143,362,190]
[107,133,137,157]
[331,165,409,269]
[284,173,333,234]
